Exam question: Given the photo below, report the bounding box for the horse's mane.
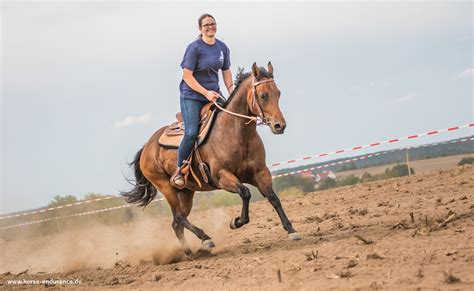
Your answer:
[224,67,273,107]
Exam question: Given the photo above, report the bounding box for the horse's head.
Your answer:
[248,62,286,134]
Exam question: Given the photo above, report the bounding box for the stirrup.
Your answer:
[170,168,185,189]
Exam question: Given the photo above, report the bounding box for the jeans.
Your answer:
[177,97,209,168]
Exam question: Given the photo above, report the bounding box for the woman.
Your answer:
[171,14,234,189]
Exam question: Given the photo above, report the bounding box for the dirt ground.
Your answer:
[1,165,473,290]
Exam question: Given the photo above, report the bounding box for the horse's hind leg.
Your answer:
[217,169,251,229]
[171,189,194,257]
[175,212,215,249]
[151,177,215,250]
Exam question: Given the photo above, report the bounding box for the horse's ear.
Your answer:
[252,62,260,79]
[267,62,273,74]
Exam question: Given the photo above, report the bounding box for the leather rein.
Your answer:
[213,77,274,126]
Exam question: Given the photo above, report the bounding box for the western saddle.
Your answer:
[158,102,219,188]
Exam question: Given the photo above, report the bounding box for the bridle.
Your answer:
[213,77,274,126]
[250,77,274,125]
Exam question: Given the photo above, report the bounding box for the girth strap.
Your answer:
[194,144,209,184]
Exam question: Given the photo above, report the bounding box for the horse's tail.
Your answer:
[121,146,157,207]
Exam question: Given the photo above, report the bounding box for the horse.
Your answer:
[122,62,301,258]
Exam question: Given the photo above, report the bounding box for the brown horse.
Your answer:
[122,62,301,257]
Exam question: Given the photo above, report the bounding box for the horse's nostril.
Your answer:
[275,123,282,130]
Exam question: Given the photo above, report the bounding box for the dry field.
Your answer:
[1,165,473,290]
[337,154,472,178]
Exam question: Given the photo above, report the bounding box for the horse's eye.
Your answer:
[260,93,268,100]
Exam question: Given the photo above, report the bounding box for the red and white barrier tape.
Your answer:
[406,137,473,149]
[0,195,121,221]
[269,123,473,167]
[3,137,471,230]
[273,152,386,178]
[271,136,473,178]
[1,125,472,230]
[2,123,471,221]
[0,198,165,230]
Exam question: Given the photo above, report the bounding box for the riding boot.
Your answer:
[170,167,185,189]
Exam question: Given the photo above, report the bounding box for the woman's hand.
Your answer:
[205,90,220,102]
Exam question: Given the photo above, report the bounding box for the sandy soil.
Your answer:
[1,165,473,290]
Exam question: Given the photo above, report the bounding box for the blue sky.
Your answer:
[1,1,472,214]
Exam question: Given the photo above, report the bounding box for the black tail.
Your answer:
[121,147,158,207]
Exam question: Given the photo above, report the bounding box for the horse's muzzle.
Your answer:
[270,121,286,134]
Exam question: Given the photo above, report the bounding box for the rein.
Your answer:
[213,77,274,126]
[212,101,258,123]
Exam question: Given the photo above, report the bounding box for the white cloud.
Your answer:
[392,93,416,104]
[454,68,474,80]
[114,113,152,128]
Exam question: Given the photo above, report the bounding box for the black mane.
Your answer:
[224,66,273,106]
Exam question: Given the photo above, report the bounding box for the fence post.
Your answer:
[406,148,412,176]
[56,218,61,234]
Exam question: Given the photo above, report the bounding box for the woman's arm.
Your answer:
[222,69,234,95]
[182,68,219,101]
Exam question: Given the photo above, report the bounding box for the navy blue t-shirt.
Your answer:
[179,38,231,101]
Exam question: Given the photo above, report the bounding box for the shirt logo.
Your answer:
[219,51,224,62]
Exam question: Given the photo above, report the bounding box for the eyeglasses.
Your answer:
[202,22,216,28]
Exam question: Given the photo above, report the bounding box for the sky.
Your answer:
[1,1,473,214]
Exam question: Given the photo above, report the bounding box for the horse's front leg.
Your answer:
[217,169,251,229]
[252,168,302,240]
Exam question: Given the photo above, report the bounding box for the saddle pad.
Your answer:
[158,109,217,148]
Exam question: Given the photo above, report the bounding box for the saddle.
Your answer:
[158,102,218,148]
[159,102,219,188]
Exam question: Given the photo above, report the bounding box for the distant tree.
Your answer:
[384,164,415,178]
[84,192,107,200]
[48,195,77,207]
[337,175,360,186]
[458,156,474,166]
[273,175,315,193]
[317,177,336,190]
[336,162,357,172]
[360,172,374,183]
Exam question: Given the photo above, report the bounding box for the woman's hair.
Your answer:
[198,13,215,28]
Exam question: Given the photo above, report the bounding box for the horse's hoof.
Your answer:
[193,247,214,259]
[183,249,194,260]
[202,239,215,249]
[229,217,238,230]
[182,254,194,262]
[288,232,302,241]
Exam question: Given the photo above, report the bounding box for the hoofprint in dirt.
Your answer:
[1,165,473,290]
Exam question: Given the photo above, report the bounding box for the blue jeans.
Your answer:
[177,97,209,168]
